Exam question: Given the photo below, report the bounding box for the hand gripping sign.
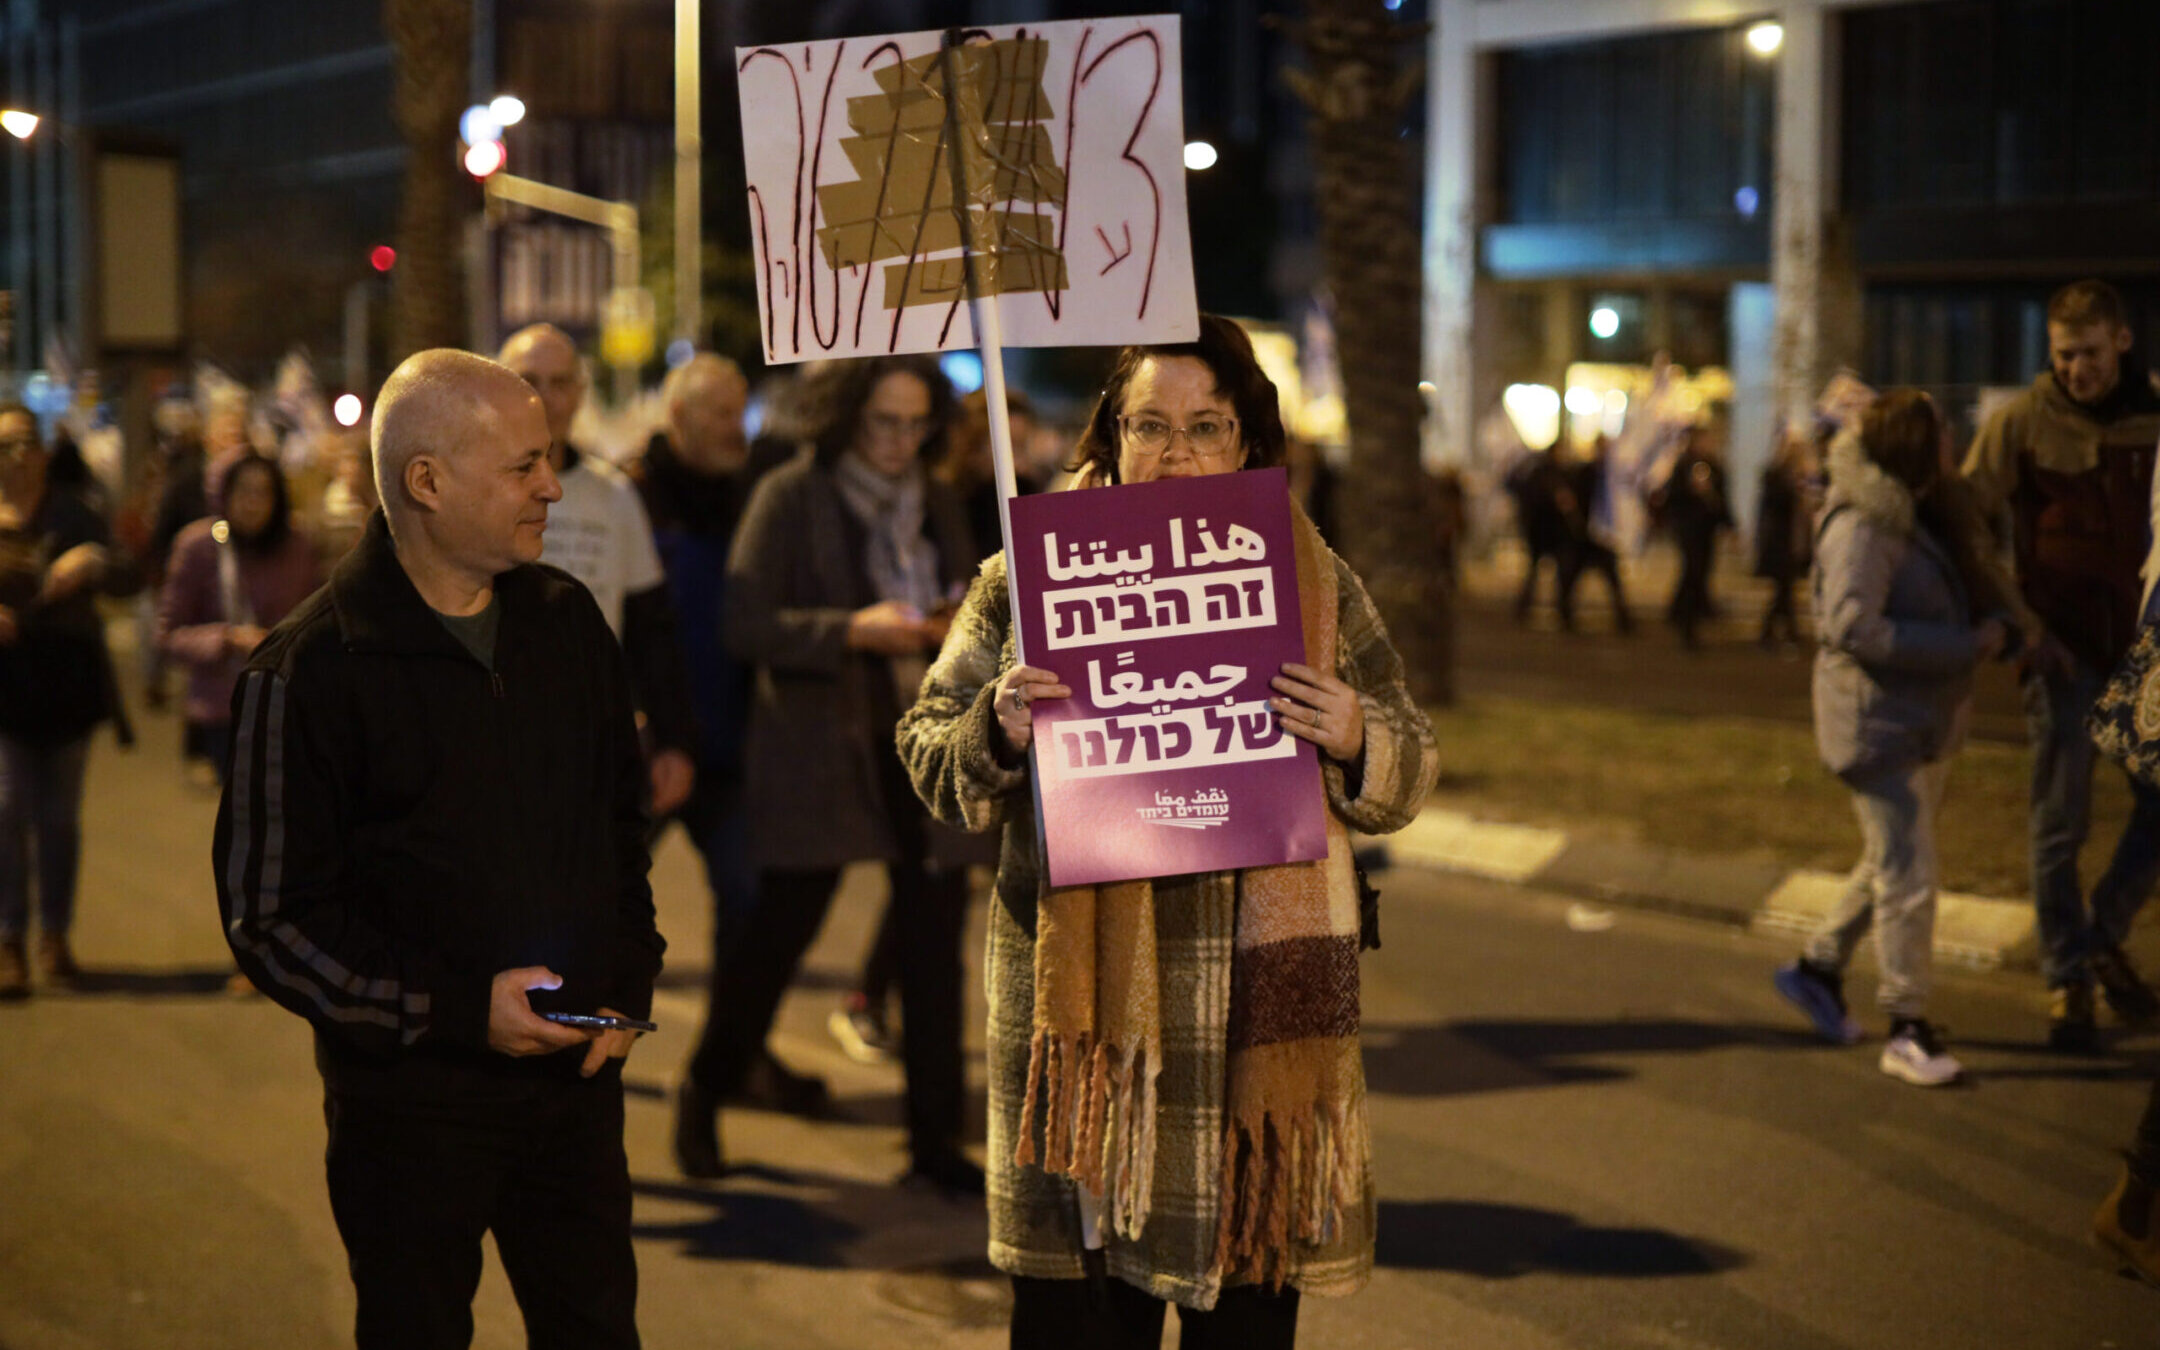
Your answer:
[736,18,1199,364]
[1008,468,1328,887]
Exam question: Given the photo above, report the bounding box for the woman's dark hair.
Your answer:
[221,451,292,551]
[1070,313,1289,484]
[1859,388,1944,497]
[801,354,956,467]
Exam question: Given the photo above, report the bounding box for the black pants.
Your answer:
[1667,530,1718,645]
[1009,1273,1300,1350]
[2131,1075,2160,1186]
[1558,538,1630,631]
[689,808,967,1163]
[323,1072,638,1350]
[1759,572,1801,645]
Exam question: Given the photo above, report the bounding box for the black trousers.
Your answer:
[689,806,967,1163]
[322,1071,638,1350]
[1558,538,1630,631]
[1009,1273,1300,1350]
[2131,1075,2160,1186]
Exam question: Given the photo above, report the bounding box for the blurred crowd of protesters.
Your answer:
[0,268,2155,1336]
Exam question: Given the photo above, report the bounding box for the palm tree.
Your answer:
[384,0,472,363]
[1282,1,1453,703]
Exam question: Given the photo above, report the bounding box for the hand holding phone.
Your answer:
[542,1011,658,1033]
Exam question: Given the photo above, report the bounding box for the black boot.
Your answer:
[674,1080,725,1180]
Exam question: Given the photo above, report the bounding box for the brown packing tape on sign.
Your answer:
[813,34,1071,309]
[882,247,1069,309]
[820,205,1055,270]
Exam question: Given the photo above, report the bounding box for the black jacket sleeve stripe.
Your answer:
[221,668,422,1042]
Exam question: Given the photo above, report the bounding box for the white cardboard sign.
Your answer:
[735,17,1198,364]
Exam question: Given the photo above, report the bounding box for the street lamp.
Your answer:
[0,110,36,141]
[1746,21,1784,56]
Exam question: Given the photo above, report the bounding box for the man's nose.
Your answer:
[537,463,564,502]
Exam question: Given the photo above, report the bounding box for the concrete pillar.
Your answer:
[1422,0,1479,470]
[1769,0,1849,429]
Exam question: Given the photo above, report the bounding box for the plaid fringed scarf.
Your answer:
[1013,502,1367,1287]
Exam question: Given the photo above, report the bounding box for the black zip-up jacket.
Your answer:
[213,511,663,1089]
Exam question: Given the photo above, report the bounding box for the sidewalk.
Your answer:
[1361,806,2043,974]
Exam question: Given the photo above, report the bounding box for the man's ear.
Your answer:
[2114,325,2135,356]
[403,453,441,513]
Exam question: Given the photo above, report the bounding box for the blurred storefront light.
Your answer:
[1588,306,1621,340]
[1502,383,1561,451]
[1746,21,1784,55]
[0,109,37,140]
[1183,140,1218,171]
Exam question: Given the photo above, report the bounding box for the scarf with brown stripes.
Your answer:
[1012,497,1365,1288]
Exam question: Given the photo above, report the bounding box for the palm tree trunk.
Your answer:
[385,0,472,363]
[1284,1,1454,704]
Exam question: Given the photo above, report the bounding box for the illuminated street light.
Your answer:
[1746,21,1784,56]
[1183,140,1218,171]
[461,105,501,146]
[1589,306,1621,340]
[333,394,364,428]
[488,95,526,128]
[464,139,507,179]
[0,110,37,140]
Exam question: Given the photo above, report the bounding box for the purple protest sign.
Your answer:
[1009,467,1328,888]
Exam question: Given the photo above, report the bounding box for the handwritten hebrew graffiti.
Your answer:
[735,17,1195,363]
[815,37,1070,318]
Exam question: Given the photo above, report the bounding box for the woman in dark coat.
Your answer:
[672,354,983,1193]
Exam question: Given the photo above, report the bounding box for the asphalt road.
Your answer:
[2,698,2153,1349]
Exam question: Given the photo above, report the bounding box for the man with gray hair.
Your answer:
[214,348,662,1348]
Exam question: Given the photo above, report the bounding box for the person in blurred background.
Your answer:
[1645,421,1733,650]
[1505,445,1573,628]
[1557,434,1632,634]
[1754,425,1819,653]
[499,323,696,826]
[1774,390,2015,1086]
[1963,278,2160,1052]
[0,401,116,997]
[158,452,323,785]
[679,354,981,1193]
[2091,459,2160,1284]
[623,353,775,1177]
[899,315,1438,1346]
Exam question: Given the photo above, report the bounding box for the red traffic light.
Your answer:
[463,139,506,179]
[369,245,396,273]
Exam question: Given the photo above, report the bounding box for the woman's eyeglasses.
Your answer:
[1117,415,1239,458]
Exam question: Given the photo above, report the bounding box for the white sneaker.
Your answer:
[1879,1019,1961,1087]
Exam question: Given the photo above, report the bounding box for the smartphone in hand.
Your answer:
[541,1011,657,1033]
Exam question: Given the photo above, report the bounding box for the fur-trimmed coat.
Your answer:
[1812,430,2011,784]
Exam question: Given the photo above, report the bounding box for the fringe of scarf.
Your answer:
[1014,1028,1162,1239]
[1211,1094,1369,1289]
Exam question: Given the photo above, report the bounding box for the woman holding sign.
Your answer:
[899,315,1438,1346]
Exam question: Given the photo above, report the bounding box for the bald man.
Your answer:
[499,324,695,818]
[213,349,662,1349]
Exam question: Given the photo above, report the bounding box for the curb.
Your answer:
[1365,807,2035,973]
